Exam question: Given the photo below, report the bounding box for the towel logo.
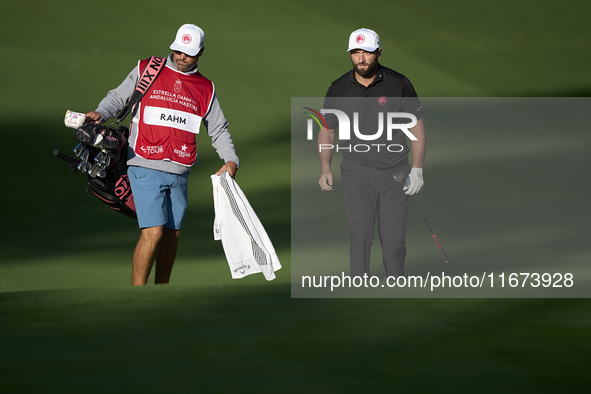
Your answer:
[234,264,251,275]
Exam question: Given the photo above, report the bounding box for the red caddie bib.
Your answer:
[132,58,215,167]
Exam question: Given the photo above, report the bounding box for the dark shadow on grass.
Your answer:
[1,284,591,392]
[0,119,290,263]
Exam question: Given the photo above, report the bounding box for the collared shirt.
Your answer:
[323,64,423,170]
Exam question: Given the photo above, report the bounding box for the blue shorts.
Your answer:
[127,166,189,230]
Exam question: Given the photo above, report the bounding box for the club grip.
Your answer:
[432,234,450,263]
[53,149,66,160]
[440,248,450,264]
[53,149,81,172]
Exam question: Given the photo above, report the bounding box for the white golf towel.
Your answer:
[211,172,281,280]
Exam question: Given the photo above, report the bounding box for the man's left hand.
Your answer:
[216,161,238,178]
[85,111,102,124]
[404,167,424,195]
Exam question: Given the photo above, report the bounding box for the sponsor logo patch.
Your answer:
[140,145,164,155]
[174,144,192,158]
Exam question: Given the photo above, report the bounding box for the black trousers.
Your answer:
[340,159,410,277]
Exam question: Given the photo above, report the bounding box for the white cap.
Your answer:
[170,24,205,56]
[347,28,380,52]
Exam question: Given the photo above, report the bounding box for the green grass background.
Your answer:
[1,0,590,392]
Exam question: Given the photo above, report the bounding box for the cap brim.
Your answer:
[347,46,379,52]
[170,42,201,57]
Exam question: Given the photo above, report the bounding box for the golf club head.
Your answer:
[94,152,105,163]
[93,133,104,147]
[102,155,112,168]
[89,163,101,178]
[73,143,85,157]
[75,123,97,144]
[393,170,406,184]
[101,135,119,152]
[78,161,90,174]
[98,169,107,178]
[80,149,90,162]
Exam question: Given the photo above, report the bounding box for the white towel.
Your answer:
[211,172,282,280]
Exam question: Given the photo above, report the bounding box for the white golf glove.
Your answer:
[404,167,424,195]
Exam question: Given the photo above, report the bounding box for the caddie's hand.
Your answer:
[404,167,424,195]
[85,111,102,124]
[319,171,333,191]
[216,161,238,178]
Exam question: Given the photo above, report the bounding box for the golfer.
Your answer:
[86,24,239,285]
[318,28,426,278]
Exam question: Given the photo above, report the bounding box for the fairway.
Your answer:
[2,286,591,392]
[1,0,591,391]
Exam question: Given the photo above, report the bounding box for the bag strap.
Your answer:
[116,56,166,124]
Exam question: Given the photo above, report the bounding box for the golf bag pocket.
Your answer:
[88,171,137,219]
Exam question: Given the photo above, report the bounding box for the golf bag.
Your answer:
[54,56,166,220]
[54,123,137,219]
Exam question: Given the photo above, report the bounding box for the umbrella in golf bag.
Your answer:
[54,122,137,219]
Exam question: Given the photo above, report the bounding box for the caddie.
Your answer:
[86,23,239,285]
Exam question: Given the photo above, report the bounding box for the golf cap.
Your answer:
[170,24,205,56]
[347,28,380,52]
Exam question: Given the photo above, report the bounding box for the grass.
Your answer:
[1,0,590,391]
[2,287,591,392]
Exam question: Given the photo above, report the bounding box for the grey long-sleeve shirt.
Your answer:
[95,54,239,175]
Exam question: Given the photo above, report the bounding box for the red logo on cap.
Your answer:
[182,34,192,44]
[356,34,365,44]
[378,96,387,106]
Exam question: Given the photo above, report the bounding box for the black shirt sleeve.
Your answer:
[401,76,423,120]
[322,84,339,130]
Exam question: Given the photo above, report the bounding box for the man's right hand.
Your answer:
[85,111,102,124]
[319,171,334,191]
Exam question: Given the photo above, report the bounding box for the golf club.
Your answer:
[393,170,449,263]
[53,149,81,172]
[101,154,112,168]
[94,151,106,163]
[89,163,101,178]
[73,143,84,157]
[80,149,90,163]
